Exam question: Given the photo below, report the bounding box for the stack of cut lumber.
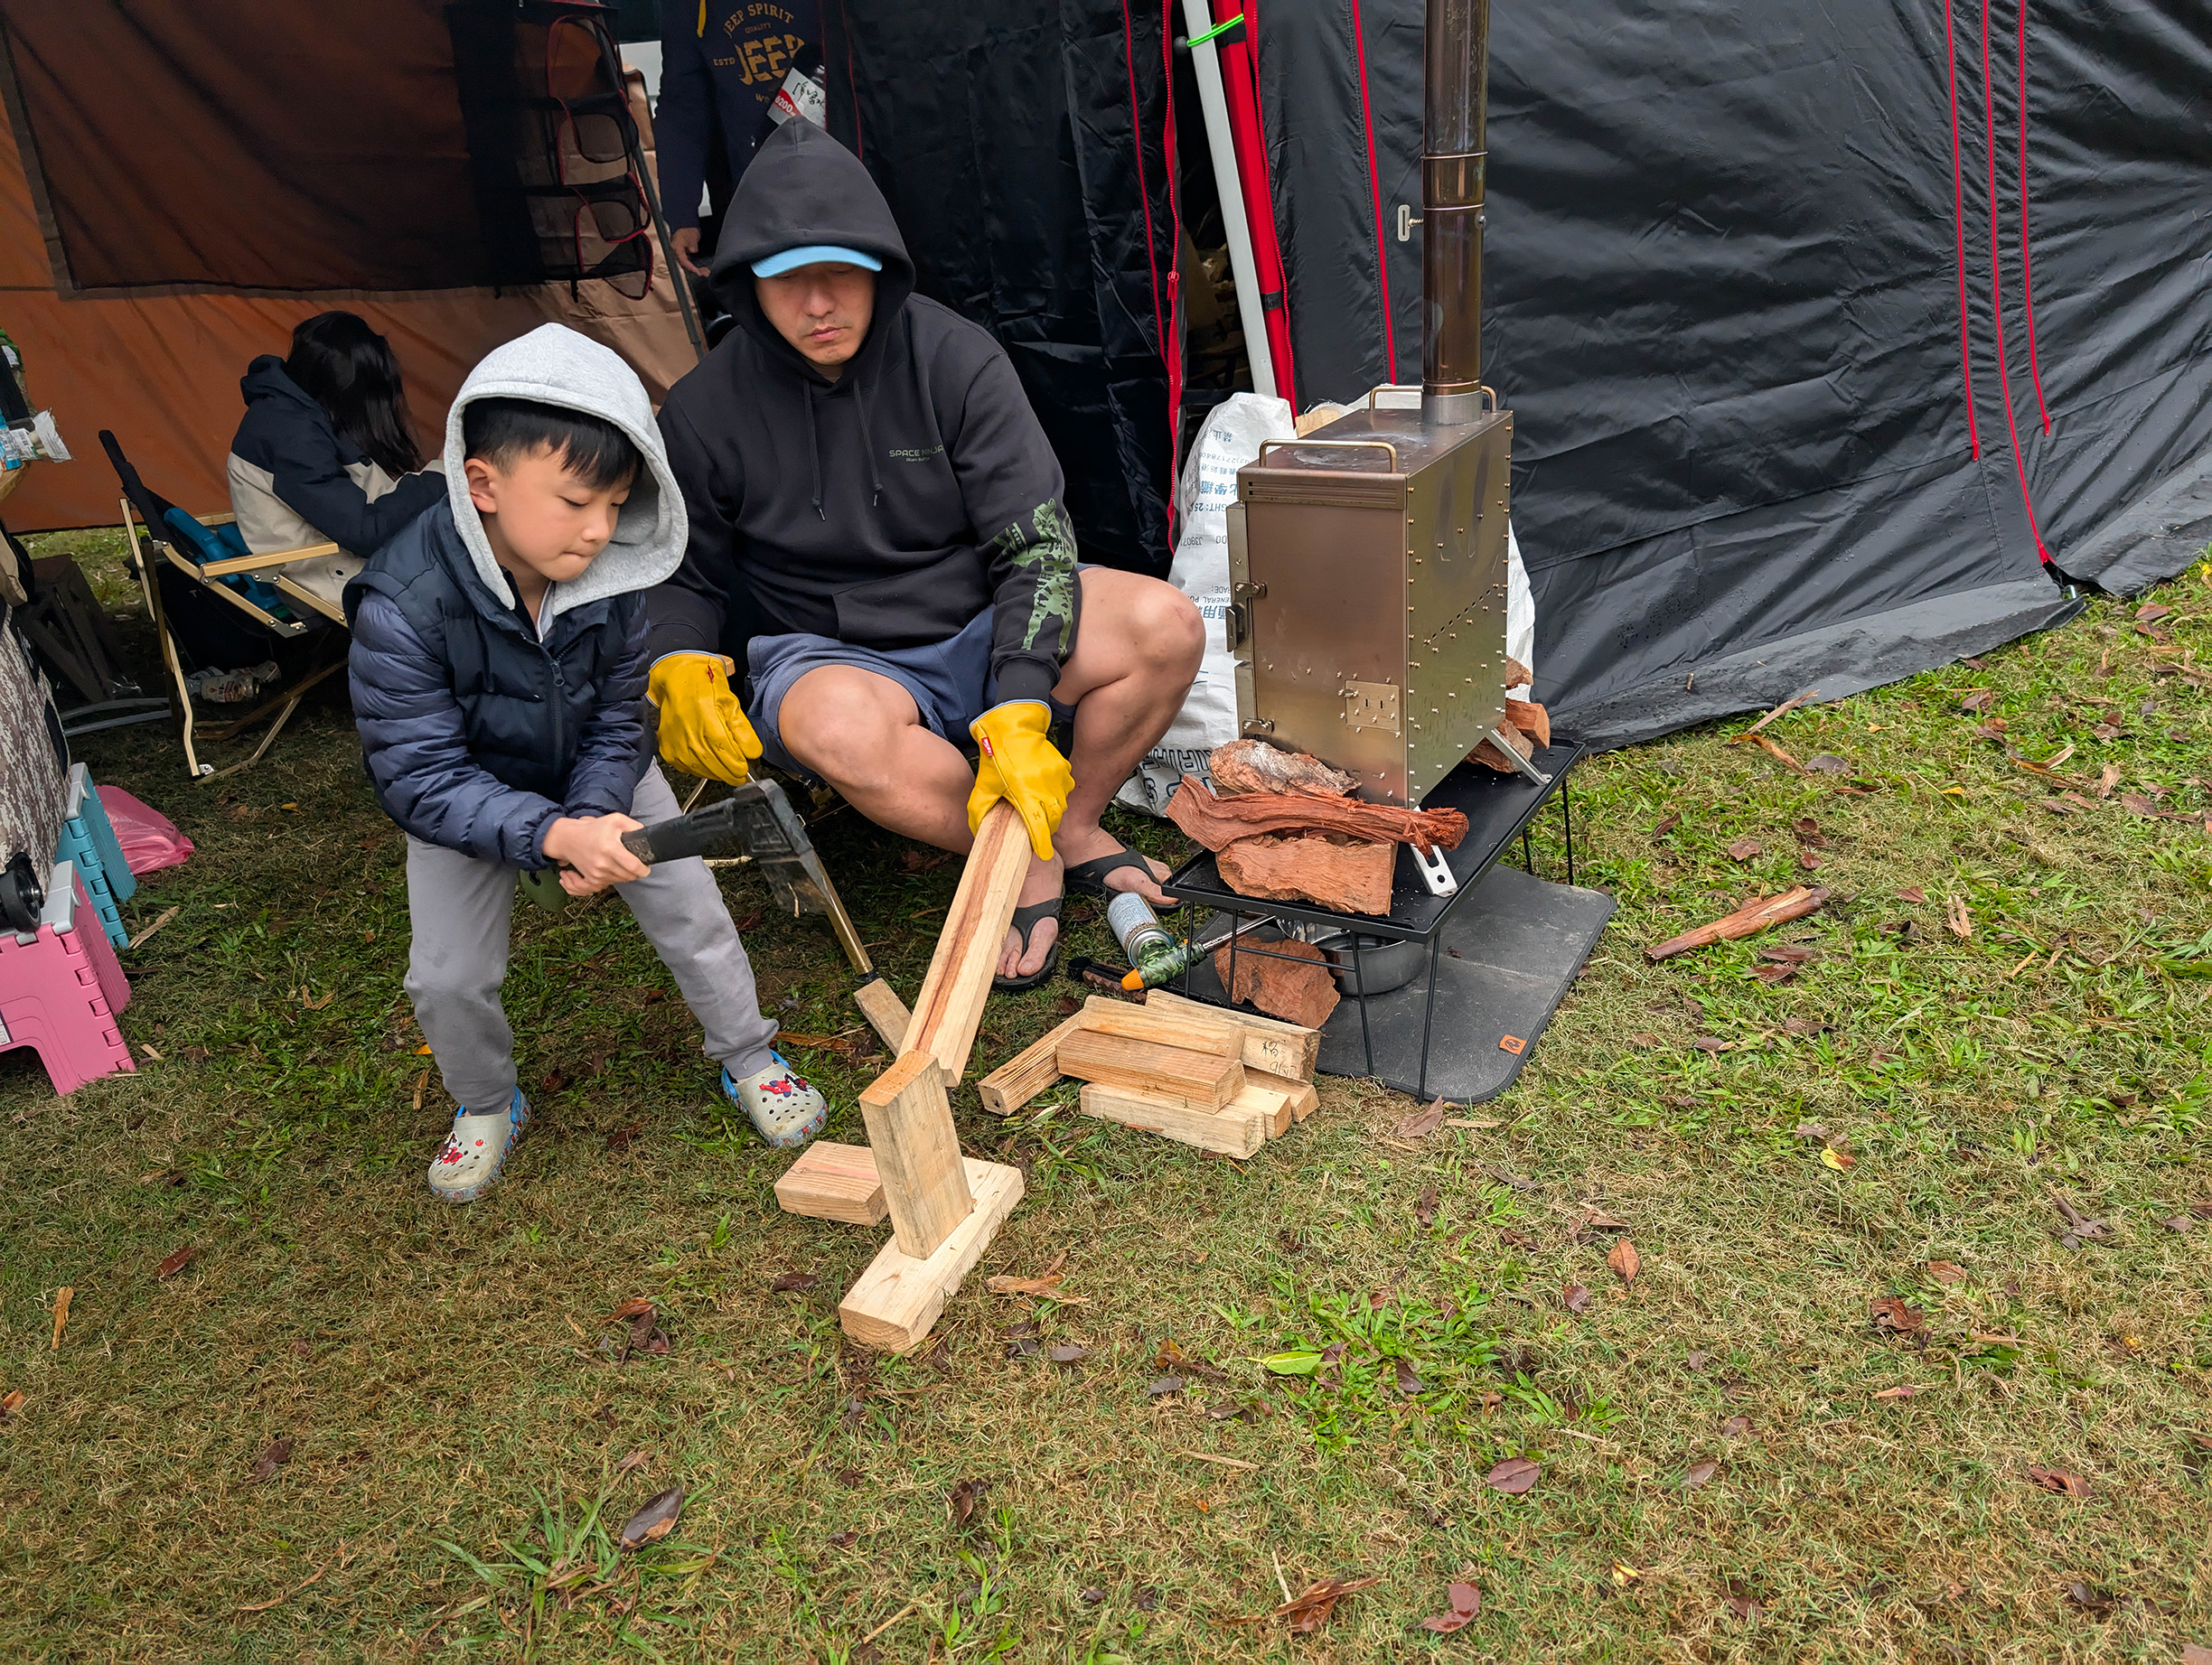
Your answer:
[976,990,1320,1159]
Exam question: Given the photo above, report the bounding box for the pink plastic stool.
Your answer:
[0,861,136,1097]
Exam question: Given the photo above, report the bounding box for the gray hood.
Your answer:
[441,323,685,633]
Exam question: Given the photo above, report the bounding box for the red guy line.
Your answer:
[1945,0,1979,458]
[1982,0,2052,563]
[1347,0,1397,381]
[2016,0,2051,431]
[1119,0,1167,388]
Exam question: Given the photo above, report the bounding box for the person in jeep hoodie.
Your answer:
[645,121,1203,992]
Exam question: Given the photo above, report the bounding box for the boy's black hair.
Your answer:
[463,397,640,491]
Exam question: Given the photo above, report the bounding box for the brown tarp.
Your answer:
[0,3,694,530]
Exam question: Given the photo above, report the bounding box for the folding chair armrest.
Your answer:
[198,541,342,576]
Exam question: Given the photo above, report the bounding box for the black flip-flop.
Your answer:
[1063,840,1164,898]
[991,897,1062,993]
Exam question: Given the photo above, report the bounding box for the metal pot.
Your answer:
[1291,923,1428,996]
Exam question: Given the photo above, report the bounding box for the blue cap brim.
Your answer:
[750,245,885,278]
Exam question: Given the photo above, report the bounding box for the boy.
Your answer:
[345,324,826,1204]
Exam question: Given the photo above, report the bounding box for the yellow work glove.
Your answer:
[647,651,762,784]
[967,699,1073,862]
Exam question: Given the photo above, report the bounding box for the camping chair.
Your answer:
[99,429,351,781]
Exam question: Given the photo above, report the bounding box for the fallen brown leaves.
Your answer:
[249,1436,293,1483]
[619,1485,685,1548]
[1273,1575,1382,1634]
[1485,1457,1542,1495]
[604,1297,670,1362]
[1563,1283,1592,1314]
[1420,1581,1483,1633]
[1607,1239,1641,1285]
[1393,1097,1448,1140]
[1870,1297,1926,1336]
[156,1246,197,1279]
[2026,1465,2092,1499]
[985,1249,1086,1302]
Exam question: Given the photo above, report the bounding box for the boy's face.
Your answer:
[755,263,876,376]
[464,445,633,585]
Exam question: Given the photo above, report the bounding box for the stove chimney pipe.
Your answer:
[1420,0,1488,426]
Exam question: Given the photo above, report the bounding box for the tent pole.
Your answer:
[1183,0,1273,399]
[636,149,709,364]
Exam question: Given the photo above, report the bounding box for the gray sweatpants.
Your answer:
[404,764,780,1110]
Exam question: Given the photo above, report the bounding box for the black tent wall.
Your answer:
[1251,0,2211,745]
[820,0,1179,575]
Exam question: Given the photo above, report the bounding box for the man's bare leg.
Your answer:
[772,569,1204,981]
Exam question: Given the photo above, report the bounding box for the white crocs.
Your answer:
[427,1087,530,1203]
[722,1051,828,1149]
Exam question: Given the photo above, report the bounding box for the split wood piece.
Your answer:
[899,800,1031,1085]
[1468,719,1534,773]
[976,1014,1085,1116]
[1215,832,1393,915]
[1165,775,1468,856]
[1248,1066,1319,1123]
[1142,989,1320,1079]
[1078,1082,1278,1157]
[858,1051,974,1259]
[1504,656,1533,688]
[1208,738,1357,798]
[839,1157,1024,1353]
[1213,937,1341,1030]
[1504,697,1551,748]
[773,1141,887,1225]
[851,977,913,1054]
[1056,1027,1243,1109]
[1645,885,1831,963]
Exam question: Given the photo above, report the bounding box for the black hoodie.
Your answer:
[645,121,1079,706]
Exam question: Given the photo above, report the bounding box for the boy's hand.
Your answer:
[541,813,650,894]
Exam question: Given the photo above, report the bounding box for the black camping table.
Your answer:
[1158,739,1613,1102]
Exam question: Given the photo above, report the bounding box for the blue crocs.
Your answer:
[427,1087,530,1203]
[722,1051,828,1148]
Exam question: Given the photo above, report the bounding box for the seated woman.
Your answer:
[226,311,446,609]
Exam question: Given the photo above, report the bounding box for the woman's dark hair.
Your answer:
[283,311,424,478]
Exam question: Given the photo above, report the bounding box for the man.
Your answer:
[645,121,1204,989]
[655,0,821,276]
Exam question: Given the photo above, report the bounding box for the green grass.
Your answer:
[3,533,2209,1661]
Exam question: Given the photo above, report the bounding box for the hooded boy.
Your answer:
[345,324,827,1204]
[645,122,1204,993]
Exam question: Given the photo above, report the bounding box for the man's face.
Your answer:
[755,263,876,377]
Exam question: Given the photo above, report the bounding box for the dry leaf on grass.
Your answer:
[1720,1415,1750,1437]
[1394,1097,1447,1139]
[2026,1465,2092,1499]
[1047,1343,1088,1365]
[1563,1284,1592,1314]
[1607,1239,1641,1285]
[0,1390,23,1422]
[1946,895,1972,939]
[1820,1146,1856,1171]
[1870,1297,1926,1334]
[249,1436,293,1483]
[1485,1456,1542,1495]
[985,1250,1085,1302]
[1726,837,1763,861]
[1415,1185,1439,1229]
[156,1246,197,1279]
[619,1485,685,1548]
[614,1448,650,1477]
[948,1477,986,1526]
[1872,1384,1926,1400]
[1898,884,1926,903]
[49,1287,70,1351]
[1804,753,1851,773]
[1682,1460,1719,1490]
[1420,1581,1483,1633]
[1926,1259,1965,1284]
[1275,1574,1382,1634]
[770,1272,817,1292]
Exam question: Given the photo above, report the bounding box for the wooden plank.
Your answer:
[858,1051,974,1259]
[900,801,1031,1085]
[977,1014,1085,1116]
[1144,988,1320,1080]
[1248,1067,1319,1124]
[851,976,913,1053]
[1078,1082,1268,1158]
[1078,995,1243,1058]
[773,1141,886,1225]
[1056,1028,1244,1109]
[839,1158,1025,1353]
[1233,1080,1296,1138]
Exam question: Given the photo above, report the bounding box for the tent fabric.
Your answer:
[820,0,1179,575]
[0,61,695,533]
[1245,0,2209,745]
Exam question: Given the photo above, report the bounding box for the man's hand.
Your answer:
[670,225,709,277]
[967,700,1073,862]
[541,813,650,894]
[649,652,763,784]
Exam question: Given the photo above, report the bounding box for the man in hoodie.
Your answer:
[346,324,826,1205]
[646,123,1204,991]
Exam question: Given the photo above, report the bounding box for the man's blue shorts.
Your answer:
[744,604,1074,781]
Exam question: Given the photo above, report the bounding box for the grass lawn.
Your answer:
[4,530,2209,1662]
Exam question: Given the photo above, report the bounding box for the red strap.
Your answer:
[1120,0,1167,412]
[1213,0,1299,409]
[1982,0,2052,563]
[2016,0,2051,432]
[1347,0,1396,382]
[1945,0,1979,458]
[839,0,863,159]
